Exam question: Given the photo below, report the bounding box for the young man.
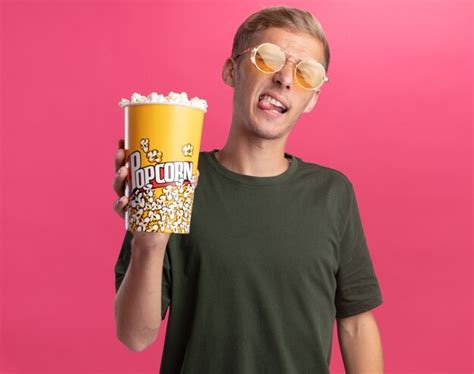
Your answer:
[113,6,384,373]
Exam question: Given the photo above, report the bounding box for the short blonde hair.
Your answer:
[232,6,331,73]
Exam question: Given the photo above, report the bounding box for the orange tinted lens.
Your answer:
[254,43,285,73]
[295,60,325,89]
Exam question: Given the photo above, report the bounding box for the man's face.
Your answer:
[222,27,326,140]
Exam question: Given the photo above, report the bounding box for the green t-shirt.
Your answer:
[114,149,383,373]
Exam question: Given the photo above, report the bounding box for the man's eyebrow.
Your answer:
[288,50,321,63]
[263,41,323,64]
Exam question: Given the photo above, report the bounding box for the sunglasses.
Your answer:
[232,42,329,91]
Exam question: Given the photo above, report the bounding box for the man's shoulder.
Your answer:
[198,149,214,159]
[296,156,353,190]
[198,149,213,165]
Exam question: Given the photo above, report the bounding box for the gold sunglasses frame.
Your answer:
[232,42,329,91]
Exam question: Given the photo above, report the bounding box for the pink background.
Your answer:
[1,0,472,373]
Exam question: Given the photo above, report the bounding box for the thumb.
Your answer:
[192,170,200,188]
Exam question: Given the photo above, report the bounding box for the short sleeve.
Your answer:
[335,184,383,318]
[114,230,172,320]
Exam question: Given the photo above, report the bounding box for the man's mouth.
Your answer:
[257,94,288,115]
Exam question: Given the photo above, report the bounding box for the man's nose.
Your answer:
[272,59,296,90]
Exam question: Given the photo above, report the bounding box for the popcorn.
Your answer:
[118,91,208,113]
[182,143,193,157]
[120,89,206,234]
[119,98,130,107]
[146,149,163,163]
[140,138,150,153]
[126,137,197,234]
[128,177,196,233]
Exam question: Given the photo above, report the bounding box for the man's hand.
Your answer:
[113,138,130,219]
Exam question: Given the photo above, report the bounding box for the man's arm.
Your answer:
[114,237,168,352]
[336,310,384,374]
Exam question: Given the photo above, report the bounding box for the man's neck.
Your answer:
[215,145,291,177]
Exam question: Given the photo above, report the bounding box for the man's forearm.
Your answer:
[336,311,384,374]
[114,239,167,352]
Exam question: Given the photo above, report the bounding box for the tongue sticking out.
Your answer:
[258,99,284,113]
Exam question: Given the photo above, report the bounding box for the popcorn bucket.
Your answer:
[119,92,207,234]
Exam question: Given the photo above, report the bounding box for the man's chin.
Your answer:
[248,118,295,140]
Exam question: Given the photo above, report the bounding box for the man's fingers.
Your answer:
[115,139,125,172]
[113,196,129,219]
[192,169,200,188]
[113,166,128,197]
[115,148,125,173]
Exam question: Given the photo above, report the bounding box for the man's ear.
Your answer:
[303,90,320,113]
[222,58,237,88]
